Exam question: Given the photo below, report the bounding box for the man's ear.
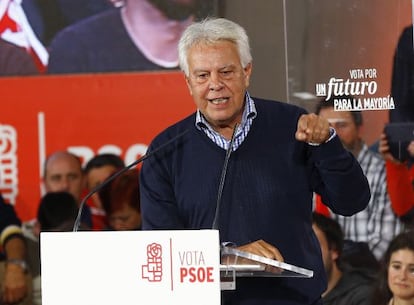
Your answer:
[185,75,193,96]
[331,248,340,262]
[244,62,253,87]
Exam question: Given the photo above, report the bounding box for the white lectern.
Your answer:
[41,230,221,305]
[41,231,313,305]
[220,246,313,290]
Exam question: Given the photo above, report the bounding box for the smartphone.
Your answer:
[384,122,414,162]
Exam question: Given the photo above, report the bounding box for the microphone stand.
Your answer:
[212,124,239,230]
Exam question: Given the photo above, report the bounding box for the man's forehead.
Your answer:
[45,157,82,177]
[47,170,80,176]
[46,153,80,167]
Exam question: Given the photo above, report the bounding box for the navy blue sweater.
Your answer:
[140,98,370,305]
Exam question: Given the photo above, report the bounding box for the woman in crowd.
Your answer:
[98,169,141,230]
[371,231,414,305]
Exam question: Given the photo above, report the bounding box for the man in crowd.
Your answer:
[24,150,91,236]
[315,96,402,260]
[42,151,92,228]
[83,153,125,230]
[312,212,375,305]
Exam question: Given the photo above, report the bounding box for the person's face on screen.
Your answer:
[185,40,252,131]
[318,107,361,152]
[147,0,198,20]
[388,249,414,302]
[43,153,84,203]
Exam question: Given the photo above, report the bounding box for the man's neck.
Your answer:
[121,1,193,66]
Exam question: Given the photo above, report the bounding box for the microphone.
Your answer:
[212,124,239,230]
[73,129,189,232]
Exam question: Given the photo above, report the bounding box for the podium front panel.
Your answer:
[41,230,220,305]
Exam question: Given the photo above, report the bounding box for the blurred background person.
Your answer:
[379,133,414,229]
[99,169,141,230]
[312,212,375,305]
[370,231,414,305]
[24,191,79,305]
[42,151,92,228]
[83,153,125,230]
[24,151,92,236]
[390,25,414,123]
[315,96,402,261]
[47,0,213,74]
[379,23,414,164]
[0,193,31,305]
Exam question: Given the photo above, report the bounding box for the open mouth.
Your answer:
[209,97,229,105]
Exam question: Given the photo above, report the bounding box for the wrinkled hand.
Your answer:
[237,240,284,273]
[3,263,28,304]
[237,239,284,262]
[295,113,330,144]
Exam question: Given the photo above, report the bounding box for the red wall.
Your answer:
[0,72,195,220]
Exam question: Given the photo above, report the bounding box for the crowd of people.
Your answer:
[1,12,414,305]
[0,150,141,304]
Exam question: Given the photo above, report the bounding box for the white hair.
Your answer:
[178,17,252,76]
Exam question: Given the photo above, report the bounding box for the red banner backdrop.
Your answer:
[0,71,195,221]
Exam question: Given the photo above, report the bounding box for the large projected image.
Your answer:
[0,0,217,76]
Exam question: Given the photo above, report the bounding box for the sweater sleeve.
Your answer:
[386,160,414,216]
[311,136,371,216]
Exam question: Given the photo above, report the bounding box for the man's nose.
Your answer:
[209,73,224,90]
[60,177,70,191]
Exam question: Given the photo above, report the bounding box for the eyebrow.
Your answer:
[390,260,414,266]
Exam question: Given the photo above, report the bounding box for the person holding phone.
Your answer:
[379,133,414,228]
